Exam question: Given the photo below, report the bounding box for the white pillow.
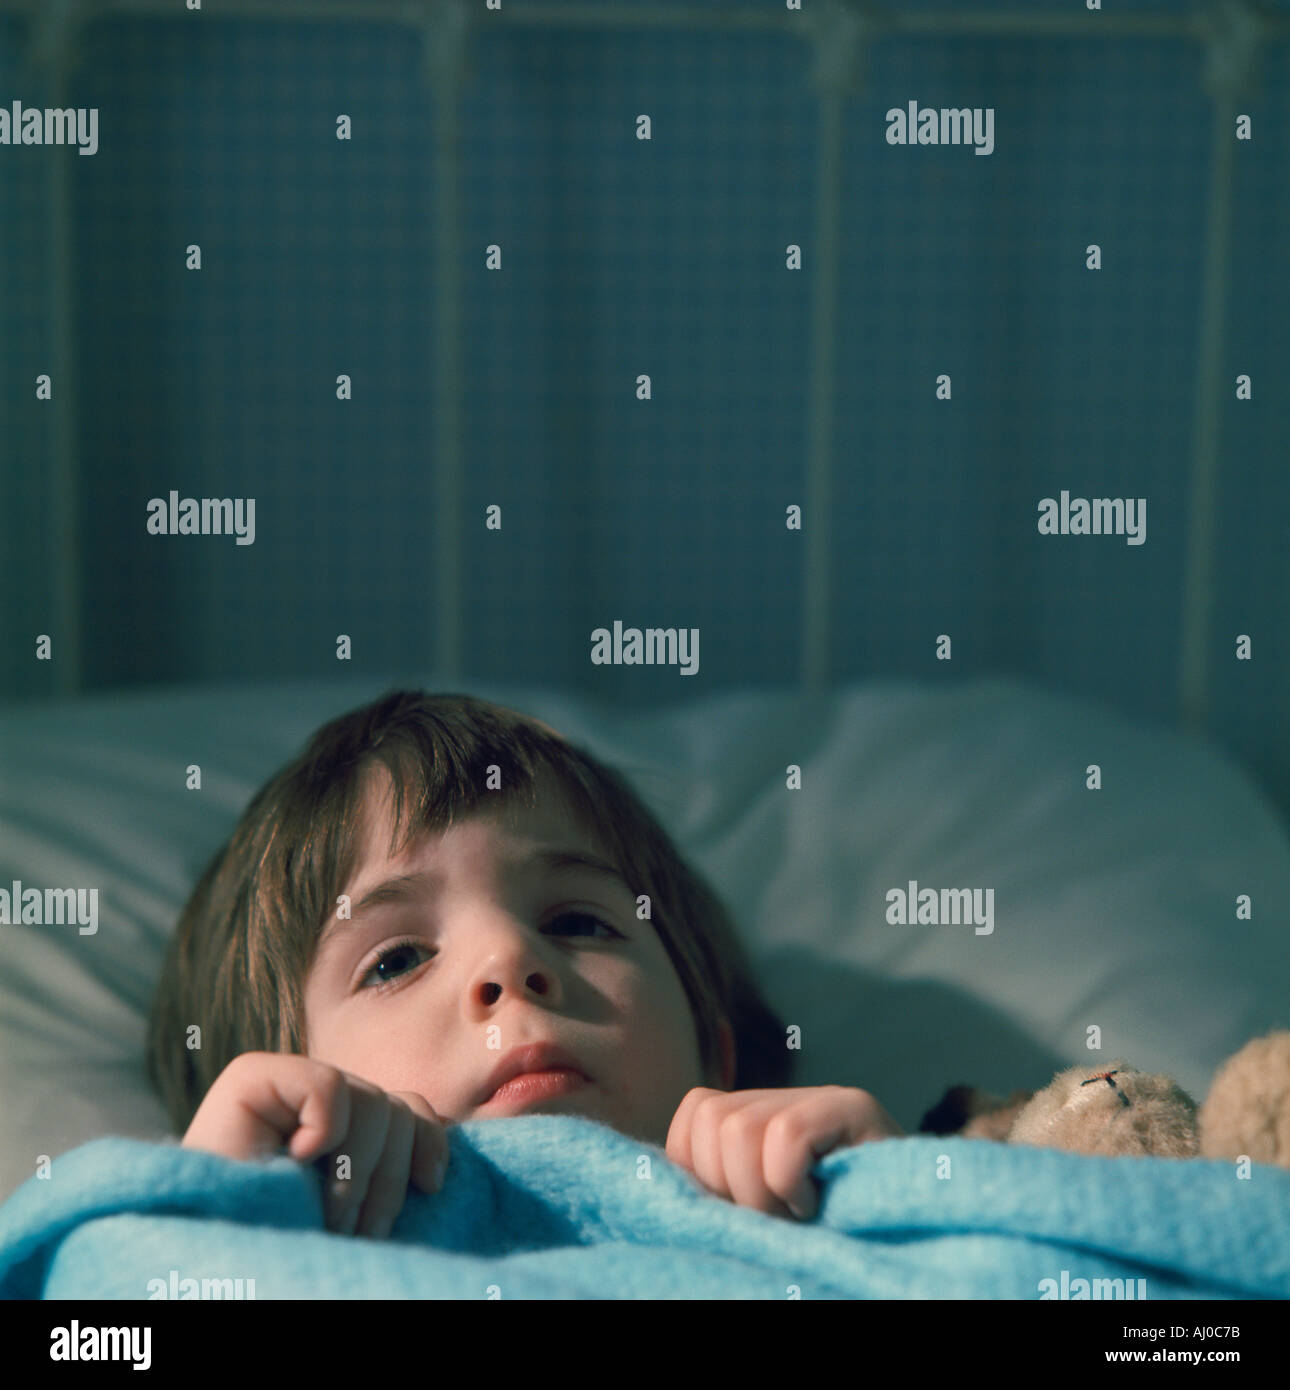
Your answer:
[0,674,1285,1206]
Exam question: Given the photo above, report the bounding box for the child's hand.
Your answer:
[181,1051,449,1239]
[665,1085,904,1221]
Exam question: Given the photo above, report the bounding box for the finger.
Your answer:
[352,1099,414,1239]
[664,1086,718,1174]
[685,1090,755,1203]
[388,1091,450,1194]
[284,1063,354,1164]
[207,1056,346,1163]
[762,1088,879,1219]
[666,1085,759,1173]
[716,1096,802,1219]
[324,1084,391,1233]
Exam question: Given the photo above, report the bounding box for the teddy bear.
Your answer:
[917,1029,1290,1167]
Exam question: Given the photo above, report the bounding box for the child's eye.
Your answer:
[362,938,429,991]
[546,910,621,940]
[360,913,622,992]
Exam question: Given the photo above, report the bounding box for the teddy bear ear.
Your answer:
[918,1085,982,1135]
[919,1085,1035,1139]
[1199,1030,1290,1167]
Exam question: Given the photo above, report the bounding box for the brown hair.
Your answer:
[146,689,792,1134]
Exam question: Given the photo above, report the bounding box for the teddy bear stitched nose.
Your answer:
[1081,1069,1130,1107]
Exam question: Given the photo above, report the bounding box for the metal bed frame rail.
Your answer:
[4,0,1279,726]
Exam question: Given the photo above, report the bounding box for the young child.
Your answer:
[147,690,902,1240]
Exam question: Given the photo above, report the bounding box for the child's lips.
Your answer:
[478,1069,589,1112]
[475,1042,590,1106]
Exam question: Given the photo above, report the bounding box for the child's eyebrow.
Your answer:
[317,847,629,956]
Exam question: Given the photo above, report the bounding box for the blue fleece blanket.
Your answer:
[1,1115,1287,1299]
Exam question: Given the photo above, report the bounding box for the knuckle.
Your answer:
[383,1097,414,1136]
[669,1089,703,1130]
[720,1105,762,1144]
[224,1050,269,1084]
[344,1070,383,1097]
[308,1060,345,1100]
[390,1091,437,1122]
[765,1106,811,1147]
[847,1086,877,1115]
[692,1090,725,1122]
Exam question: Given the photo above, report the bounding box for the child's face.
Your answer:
[302,768,732,1149]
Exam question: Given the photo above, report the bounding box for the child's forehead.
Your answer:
[352,761,604,871]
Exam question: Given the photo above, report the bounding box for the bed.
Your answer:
[1,673,1287,1298]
